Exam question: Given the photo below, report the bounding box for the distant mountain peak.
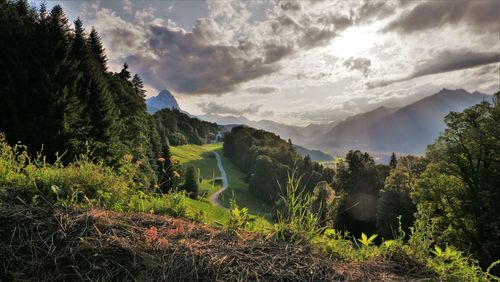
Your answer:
[146,89,180,114]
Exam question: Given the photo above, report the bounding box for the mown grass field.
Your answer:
[171,143,223,197]
[216,148,272,219]
[171,143,271,226]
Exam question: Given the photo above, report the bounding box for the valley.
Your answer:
[1,1,498,281]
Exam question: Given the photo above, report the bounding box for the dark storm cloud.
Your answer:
[411,50,499,78]
[343,57,371,76]
[367,50,499,89]
[383,0,499,33]
[128,24,279,94]
[199,102,262,115]
[244,86,279,94]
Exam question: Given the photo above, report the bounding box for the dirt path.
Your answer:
[209,151,229,210]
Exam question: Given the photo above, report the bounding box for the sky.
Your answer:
[32,0,500,126]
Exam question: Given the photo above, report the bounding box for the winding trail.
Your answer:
[209,151,229,210]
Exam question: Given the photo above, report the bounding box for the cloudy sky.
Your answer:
[32,0,499,125]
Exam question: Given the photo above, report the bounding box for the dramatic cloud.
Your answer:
[411,50,499,78]
[343,57,371,76]
[122,0,355,95]
[57,0,499,125]
[199,102,262,116]
[367,50,499,88]
[384,0,499,34]
[244,86,279,95]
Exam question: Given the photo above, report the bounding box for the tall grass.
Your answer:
[273,170,319,243]
[0,134,132,209]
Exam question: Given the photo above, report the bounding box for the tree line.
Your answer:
[0,1,203,196]
[154,108,220,146]
[223,126,335,203]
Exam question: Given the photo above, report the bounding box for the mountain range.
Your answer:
[146,88,492,158]
[198,89,493,158]
[318,88,492,155]
[146,89,180,114]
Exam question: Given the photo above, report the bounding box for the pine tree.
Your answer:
[158,145,177,193]
[389,152,397,169]
[119,63,131,80]
[183,165,199,198]
[88,27,107,71]
[132,74,146,98]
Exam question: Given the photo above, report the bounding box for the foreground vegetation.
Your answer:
[1,134,498,281]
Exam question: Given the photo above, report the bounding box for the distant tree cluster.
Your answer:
[223,126,335,204]
[153,109,219,146]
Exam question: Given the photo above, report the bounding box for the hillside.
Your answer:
[320,89,492,155]
[0,204,424,281]
[198,113,336,150]
[146,89,180,114]
[294,145,333,161]
[154,109,220,146]
[170,143,271,218]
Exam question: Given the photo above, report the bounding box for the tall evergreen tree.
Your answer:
[88,27,107,70]
[119,63,131,80]
[132,74,146,98]
[183,165,199,198]
[389,152,398,169]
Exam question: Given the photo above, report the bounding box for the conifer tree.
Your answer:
[183,165,199,198]
[389,152,397,169]
[119,63,131,80]
[132,74,146,98]
[88,27,107,70]
[158,145,177,193]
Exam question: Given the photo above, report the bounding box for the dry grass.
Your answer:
[0,203,424,281]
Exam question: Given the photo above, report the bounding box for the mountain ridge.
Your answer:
[146,89,180,114]
[319,88,492,155]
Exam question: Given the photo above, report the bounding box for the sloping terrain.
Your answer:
[0,204,424,281]
[320,89,492,154]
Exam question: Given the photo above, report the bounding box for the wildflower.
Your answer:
[158,157,165,162]
[123,154,133,162]
[173,171,180,178]
[135,160,143,167]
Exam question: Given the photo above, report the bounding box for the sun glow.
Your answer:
[330,25,382,57]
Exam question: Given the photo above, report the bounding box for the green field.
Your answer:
[171,143,272,225]
[171,143,223,197]
[217,148,272,218]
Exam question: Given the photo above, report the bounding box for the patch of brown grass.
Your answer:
[0,203,425,281]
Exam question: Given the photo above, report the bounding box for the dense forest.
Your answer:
[223,126,335,203]
[154,109,220,146]
[0,1,162,184]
